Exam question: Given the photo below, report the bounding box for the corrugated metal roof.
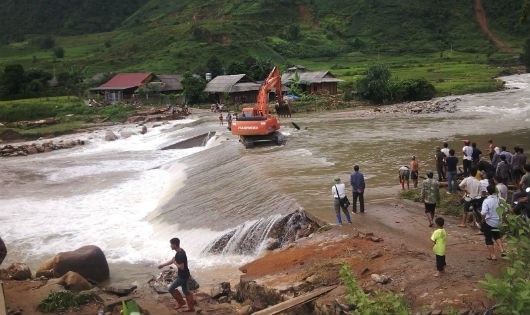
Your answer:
[157,74,184,91]
[281,71,342,84]
[97,73,153,89]
[229,82,262,93]
[204,74,246,92]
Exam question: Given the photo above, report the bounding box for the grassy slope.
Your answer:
[0,0,527,97]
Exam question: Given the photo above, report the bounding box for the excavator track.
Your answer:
[239,131,285,148]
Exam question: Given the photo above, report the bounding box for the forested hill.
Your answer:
[0,0,149,43]
[0,0,528,74]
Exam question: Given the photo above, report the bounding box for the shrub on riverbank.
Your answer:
[0,97,147,139]
[340,264,409,314]
[0,96,91,122]
[398,188,462,217]
[480,213,530,314]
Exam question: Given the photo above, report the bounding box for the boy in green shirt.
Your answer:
[431,217,447,277]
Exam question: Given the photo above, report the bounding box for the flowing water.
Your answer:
[1,74,529,286]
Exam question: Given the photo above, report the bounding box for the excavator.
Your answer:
[230,66,286,148]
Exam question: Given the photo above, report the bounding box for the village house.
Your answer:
[90,73,184,104]
[204,74,262,105]
[90,73,153,104]
[281,66,342,95]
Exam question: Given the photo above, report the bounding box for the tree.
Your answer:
[206,56,224,77]
[522,38,530,72]
[522,0,529,23]
[181,73,206,104]
[0,64,26,98]
[391,78,436,102]
[227,61,245,75]
[285,24,300,40]
[480,209,530,314]
[54,47,65,59]
[249,57,273,81]
[25,69,52,95]
[286,70,307,96]
[40,36,55,49]
[56,65,87,97]
[356,64,391,104]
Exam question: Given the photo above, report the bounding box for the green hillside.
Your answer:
[0,0,528,96]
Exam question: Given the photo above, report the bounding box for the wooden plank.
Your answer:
[0,281,7,315]
[252,285,337,315]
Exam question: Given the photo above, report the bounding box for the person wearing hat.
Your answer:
[409,155,419,188]
[332,177,352,225]
[420,171,440,227]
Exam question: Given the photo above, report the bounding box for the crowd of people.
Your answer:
[332,139,529,277]
[417,140,528,275]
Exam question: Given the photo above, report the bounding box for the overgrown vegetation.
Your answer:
[0,97,91,122]
[0,97,148,140]
[398,189,462,217]
[37,290,99,313]
[0,0,527,97]
[340,264,409,314]
[480,213,530,314]
[356,64,436,104]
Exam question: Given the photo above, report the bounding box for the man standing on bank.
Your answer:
[158,237,195,312]
[332,177,352,225]
[350,164,366,213]
[420,171,440,227]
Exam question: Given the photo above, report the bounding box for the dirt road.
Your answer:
[474,0,515,53]
[241,198,502,313]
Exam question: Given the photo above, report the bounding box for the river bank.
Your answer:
[1,99,508,314]
[2,198,503,315]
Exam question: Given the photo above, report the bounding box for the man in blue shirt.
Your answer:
[350,164,366,213]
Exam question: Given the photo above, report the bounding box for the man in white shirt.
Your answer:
[462,140,473,177]
[480,185,505,260]
[332,178,352,225]
[458,168,481,228]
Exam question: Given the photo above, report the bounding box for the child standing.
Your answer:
[431,217,447,277]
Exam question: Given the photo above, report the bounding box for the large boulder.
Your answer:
[4,263,32,280]
[104,130,118,141]
[36,245,109,282]
[48,271,93,292]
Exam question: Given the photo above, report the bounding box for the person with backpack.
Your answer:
[332,177,352,225]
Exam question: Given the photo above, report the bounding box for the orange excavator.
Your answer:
[230,66,286,148]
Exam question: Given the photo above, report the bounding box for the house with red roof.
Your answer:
[91,73,154,103]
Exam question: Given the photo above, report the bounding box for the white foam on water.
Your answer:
[0,118,230,267]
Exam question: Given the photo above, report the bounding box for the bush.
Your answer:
[37,290,99,313]
[0,97,91,122]
[389,78,436,102]
[399,189,462,217]
[479,213,530,314]
[97,103,136,122]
